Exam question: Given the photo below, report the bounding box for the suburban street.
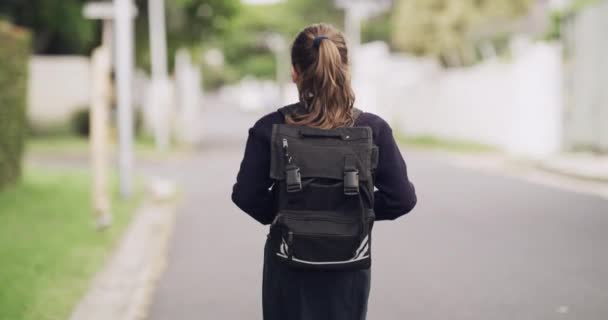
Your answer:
[5,1,608,319]
[145,107,608,320]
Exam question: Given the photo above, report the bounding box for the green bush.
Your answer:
[0,21,30,190]
[69,106,145,138]
[70,108,90,137]
[362,13,392,45]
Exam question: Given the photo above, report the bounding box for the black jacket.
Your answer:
[232,106,417,320]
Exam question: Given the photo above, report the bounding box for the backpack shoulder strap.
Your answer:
[278,103,364,123]
[352,107,363,122]
[278,103,304,118]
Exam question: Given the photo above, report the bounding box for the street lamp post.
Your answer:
[148,0,168,79]
[265,33,288,105]
[114,0,137,198]
[85,1,137,199]
[147,0,172,152]
[83,1,137,226]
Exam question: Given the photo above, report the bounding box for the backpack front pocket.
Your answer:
[276,211,361,236]
[272,211,370,270]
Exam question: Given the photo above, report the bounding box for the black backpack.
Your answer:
[268,104,378,270]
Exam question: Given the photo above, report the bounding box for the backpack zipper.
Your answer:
[280,213,357,224]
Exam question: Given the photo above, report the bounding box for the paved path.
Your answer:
[146,108,608,320]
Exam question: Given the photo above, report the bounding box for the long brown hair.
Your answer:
[286,23,356,129]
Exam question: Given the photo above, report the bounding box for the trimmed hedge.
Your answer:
[0,21,30,190]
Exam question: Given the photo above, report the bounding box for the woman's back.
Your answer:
[232,105,416,225]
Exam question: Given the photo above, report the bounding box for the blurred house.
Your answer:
[28,56,91,131]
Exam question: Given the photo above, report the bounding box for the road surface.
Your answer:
[146,109,608,320]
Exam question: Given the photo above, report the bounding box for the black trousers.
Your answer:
[262,239,371,320]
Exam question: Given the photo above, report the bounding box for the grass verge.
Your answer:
[26,135,170,158]
[0,167,140,320]
[398,134,497,154]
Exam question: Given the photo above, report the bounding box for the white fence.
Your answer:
[563,0,608,151]
[28,55,91,128]
[354,40,564,159]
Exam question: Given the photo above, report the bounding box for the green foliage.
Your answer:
[70,109,90,137]
[69,107,144,138]
[398,134,496,153]
[0,21,30,190]
[362,13,392,44]
[0,0,239,61]
[570,0,603,11]
[207,0,343,84]
[392,0,533,65]
[283,0,343,33]
[544,0,602,40]
[215,4,283,82]
[134,0,240,71]
[545,10,564,41]
[0,0,96,54]
[0,167,140,320]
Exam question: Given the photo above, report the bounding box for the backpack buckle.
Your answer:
[344,169,359,195]
[285,165,302,192]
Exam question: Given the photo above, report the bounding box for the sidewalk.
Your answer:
[538,153,608,183]
[401,138,608,186]
[70,180,178,320]
[407,147,608,200]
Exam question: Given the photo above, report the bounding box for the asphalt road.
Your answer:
[146,115,608,320]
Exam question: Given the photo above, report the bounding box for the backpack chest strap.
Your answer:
[282,138,302,193]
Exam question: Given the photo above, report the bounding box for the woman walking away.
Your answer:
[232,23,417,320]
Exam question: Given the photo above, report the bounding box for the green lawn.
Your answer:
[0,167,140,320]
[26,135,162,157]
[398,134,497,154]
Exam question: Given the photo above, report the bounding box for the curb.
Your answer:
[69,190,178,320]
[535,162,608,184]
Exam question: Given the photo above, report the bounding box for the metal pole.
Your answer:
[102,20,114,50]
[148,0,171,151]
[114,0,135,198]
[148,0,168,78]
[277,48,287,105]
[268,34,287,105]
[344,5,362,75]
[344,6,361,50]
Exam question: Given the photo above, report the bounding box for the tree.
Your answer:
[206,0,343,85]
[0,0,96,54]
[134,0,240,70]
[392,0,532,66]
[0,0,239,61]
[0,21,30,189]
[284,0,343,34]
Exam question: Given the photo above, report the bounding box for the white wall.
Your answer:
[28,55,91,127]
[508,40,563,158]
[354,40,564,159]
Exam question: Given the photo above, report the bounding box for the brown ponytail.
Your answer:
[287,23,356,129]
